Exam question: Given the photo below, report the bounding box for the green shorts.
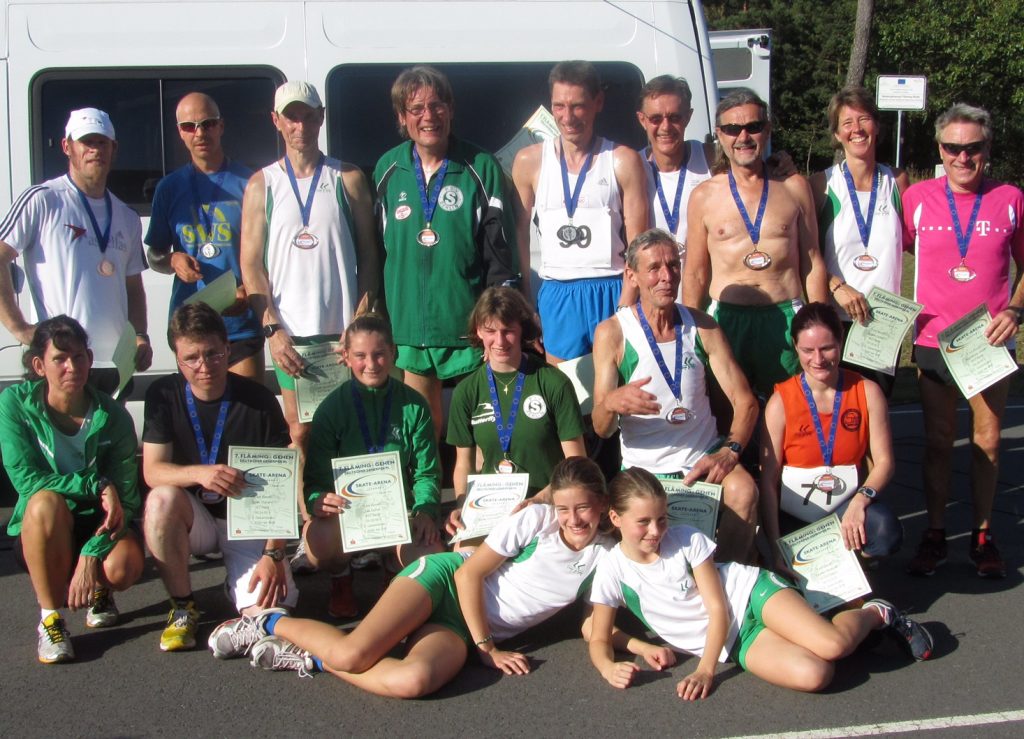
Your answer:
[731,568,794,670]
[396,344,481,381]
[273,334,338,391]
[710,299,802,397]
[399,552,472,646]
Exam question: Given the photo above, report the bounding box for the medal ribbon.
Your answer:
[945,180,984,264]
[412,148,449,228]
[190,163,230,245]
[351,380,394,454]
[636,303,682,401]
[727,169,769,246]
[841,162,879,250]
[185,383,230,466]
[69,175,112,254]
[284,154,325,229]
[649,145,689,236]
[799,372,843,468]
[486,358,526,455]
[559,139,595,223]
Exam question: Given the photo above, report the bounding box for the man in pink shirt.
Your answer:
[903,103,1024,578]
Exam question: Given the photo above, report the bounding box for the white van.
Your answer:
[0,0,726,424]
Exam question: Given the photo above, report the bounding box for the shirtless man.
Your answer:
[684,89,827,397]
[512,60,648,364]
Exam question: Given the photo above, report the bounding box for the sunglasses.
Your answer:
[718,121,767,136]
[177,117,221,133]
[643,113,686,126]
[940,141,986,157]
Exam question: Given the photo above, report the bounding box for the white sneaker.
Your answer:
[289,541,317,575]
[250,635,316,677]
[208,608,287,659]
[85,587,119,628]
[38,613,75,664]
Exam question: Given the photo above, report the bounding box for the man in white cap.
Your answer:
[0,107,152,392]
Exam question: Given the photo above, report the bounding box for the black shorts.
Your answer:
[913,345,959,388]
[229,336,265,366]
[12,509,106,573]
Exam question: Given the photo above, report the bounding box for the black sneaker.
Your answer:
[865,599,933,661]
[969,530,1006,579]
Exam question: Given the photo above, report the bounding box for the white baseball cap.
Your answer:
[65,107,116,141]
[274,81,323,113]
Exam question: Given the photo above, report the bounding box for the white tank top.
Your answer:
[820,162,903,320]
[263,157,358,337]
[534,137,625,280]
[616,304,718,473]
[643,140,711,253]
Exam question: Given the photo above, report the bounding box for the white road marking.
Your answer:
[721,709,1024,738]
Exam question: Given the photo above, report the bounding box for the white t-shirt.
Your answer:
[481,504,613,641]
[0,175,146,364]
[589,525,759,661]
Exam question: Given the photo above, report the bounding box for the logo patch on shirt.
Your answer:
[470,403,496,425]
[841,409,862,431]
[567,559,586,575]
[317,181,331,193]
[395,205,412,221]
[65,224,86,240]
[438,186,464,212]
[522,394,547,420]
[398,191,408,202]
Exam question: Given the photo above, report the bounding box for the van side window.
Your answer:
[325,62,646,177]
[33,71,282,213]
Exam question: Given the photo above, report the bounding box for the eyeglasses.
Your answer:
[940,141,986,157]
[404,102,449,118]
[178,351,227,370]
[177,118,221,133]
[642,113,687,126]
[718,121,767,136]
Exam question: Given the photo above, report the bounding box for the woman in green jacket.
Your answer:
[1,315,143,664]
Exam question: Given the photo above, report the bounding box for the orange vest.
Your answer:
[776,371,869,468]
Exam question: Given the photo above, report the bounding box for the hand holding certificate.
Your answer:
[226,446,300,540]
[294,342,350,422]
[333,451,411,553]
[937,304,1017,399]
[450,474,529,544]
[842,288,923,376]
[661,480,722,540]
[494,105,560,176]
[776,515,871,613]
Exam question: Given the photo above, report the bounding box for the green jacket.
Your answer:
[1,379,140,559]
[374,137,519,347]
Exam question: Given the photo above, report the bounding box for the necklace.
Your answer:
[498,376,516,395]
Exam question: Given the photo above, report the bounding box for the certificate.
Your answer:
[110,322,137,400]
[661,480,722,540]
[450,473,529,544]
[556,353,595,415]
[776,514,871,613]
[937,304,1018,399]
[294,342,349,423]
[842,287,923,375]
[226,446,300,540]
[333,451,411,553]
[494,105,560,176]
[183,271,237,314]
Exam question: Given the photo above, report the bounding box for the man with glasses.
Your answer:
[903,104,1024,579]
[142,302,296,652]
[0,107,152,394]
[146,92,264,382]
[683,89,827,397]
[512,60,648,364]
[374,65,519,440]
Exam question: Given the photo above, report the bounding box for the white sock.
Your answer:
[40,608,60,622]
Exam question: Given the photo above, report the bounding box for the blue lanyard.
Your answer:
[727,169,769,246]
[350,380,393,454]
[841,162,879,250]
[945,180,984,262]
[185,383,230,466]
[412,148,449,227]
[799,372,843,468]
[636,303,682,401]
[649,146,689,235]
[68,176,112,254]
[486,359,526,455]
[559,139,595,223]
[189,163,230,241]
[284,154,324,229]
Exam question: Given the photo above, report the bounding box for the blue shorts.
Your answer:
[538,275,622,361]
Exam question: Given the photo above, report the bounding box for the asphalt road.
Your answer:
[2,404,1023,738]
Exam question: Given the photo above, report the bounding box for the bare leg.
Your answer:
[966,377,1009,529]
[303,517,351,574]
[20,490,74,609]
[403,371,443,443]
[101,530,144,591]
[144,485,196,598]
[918,371,958,529]
[397,539,445,569]
[716,466,758,564]
[229,351,265,384]
[281,387,310,523]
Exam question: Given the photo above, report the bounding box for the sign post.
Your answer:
[876,75,927,168]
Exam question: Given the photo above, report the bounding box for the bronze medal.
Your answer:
[743,250,772,270]
[292,231,318,249]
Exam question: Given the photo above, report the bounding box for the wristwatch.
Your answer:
[262,323,283,338]
[856,486,878,500]
[724,441,743,456]
[262,547,286,562]
[1008,306,1024,326]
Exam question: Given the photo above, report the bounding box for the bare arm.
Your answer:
[126,273,152,371]
[758,392,786,547]
[839,379,894,551]
[789,176,828,304]
[342,163,381,314]
[0,241,34,344]
[615,146,650,307]
[677,558,727,701]
[142,441,245,498]
[511,145,540,306]
[560,436,585,459]
[591,315,659,438]
[682,182,713,310]
[588,602,643,690]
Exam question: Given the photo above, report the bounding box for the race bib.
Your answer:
[780,464,859,519]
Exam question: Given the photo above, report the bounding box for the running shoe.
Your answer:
[864,599,934,661]
[38,613,74,664]
[208,607,287,659]
[289,540,317,575]
[85,586,119,628]
[160,601,200,652]
[907,529,947,576]
[351,552,382,571]
[250,635,316,678]
[969,530,1007,579]
[328,573,358,619]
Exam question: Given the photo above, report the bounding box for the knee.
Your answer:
[971,424,1002,458]
[863,507,904,558]
[791,658,834,693]
[322,642,374,675]
[303,520,345,569]
[104,536,145,590]
[383,663,436,699]
[23,490,72,531]
[144,486,188,529]
[722,473,758,521]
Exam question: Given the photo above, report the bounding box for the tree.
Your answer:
[845,0,873,87]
